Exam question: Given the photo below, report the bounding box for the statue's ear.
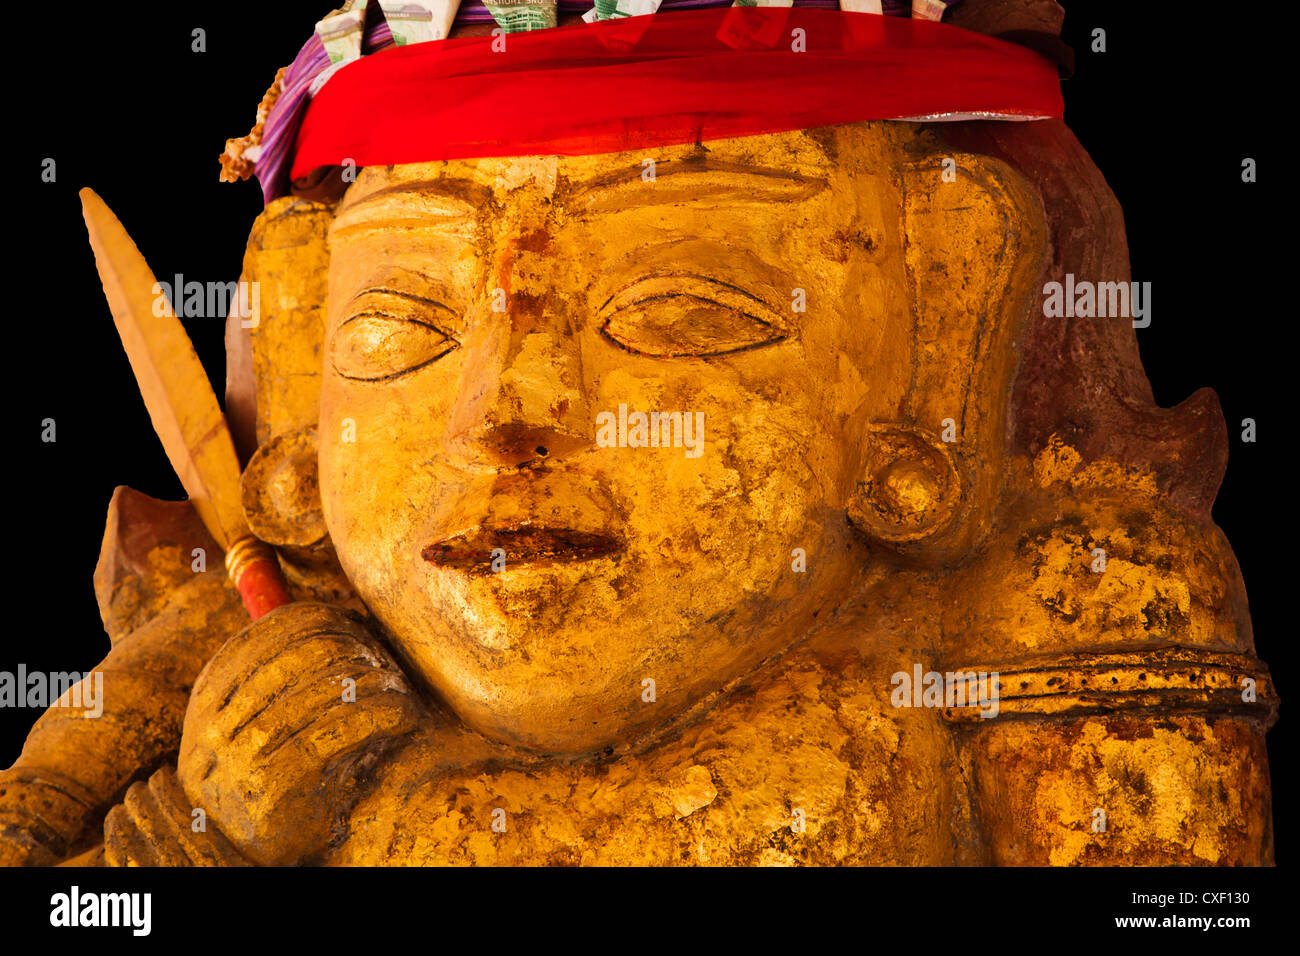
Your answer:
[225,198,351,602]
[224,197,333,462]
[239,424,355,604]
[849,153,1047,565]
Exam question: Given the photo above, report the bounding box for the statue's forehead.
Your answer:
[338,124,914,209]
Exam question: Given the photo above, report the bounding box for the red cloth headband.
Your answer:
[290,8,1062,180]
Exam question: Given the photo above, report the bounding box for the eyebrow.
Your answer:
[567,159,828,214]
[330,176,492,237]
[341,272,466,329]
[333,160,827,234]
[349,286,458,313]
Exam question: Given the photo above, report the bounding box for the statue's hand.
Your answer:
[102,766,251,866]
[177,602,427,865]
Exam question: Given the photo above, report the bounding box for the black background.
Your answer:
[4,0,1288,885]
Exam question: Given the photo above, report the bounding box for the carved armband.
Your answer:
[941,646,1277,725]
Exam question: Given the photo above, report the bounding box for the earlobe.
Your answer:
[242,426,326,547]
[241,425,354,602]
[847,423,965,562]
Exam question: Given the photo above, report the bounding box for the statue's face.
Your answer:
[319,125,931,752]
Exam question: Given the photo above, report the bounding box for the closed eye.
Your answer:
[330,312,458,381]
[599,274,790,358]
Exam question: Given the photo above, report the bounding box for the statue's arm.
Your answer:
[0,488,247,866]
[949,654,1275,865]
[943,498,1277,865]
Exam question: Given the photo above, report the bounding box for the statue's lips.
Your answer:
[421,525,624,573]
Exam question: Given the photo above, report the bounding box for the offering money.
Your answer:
[590,0,662,18]
[378,1,461,44]
[912,0,955,20]
[483,0,558,32]
[316,0,370,65]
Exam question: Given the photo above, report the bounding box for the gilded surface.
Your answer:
[0,121,1276,866]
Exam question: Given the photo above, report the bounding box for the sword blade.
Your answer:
[79,187,247,552]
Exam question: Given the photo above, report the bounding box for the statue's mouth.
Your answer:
[421,524,624,573]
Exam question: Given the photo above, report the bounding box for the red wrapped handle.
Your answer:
[224,535,292,620]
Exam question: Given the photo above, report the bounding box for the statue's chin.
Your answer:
[455,697,647,755]
[349,531,866,753]
[361,600,734,753]
[419,662,674,755]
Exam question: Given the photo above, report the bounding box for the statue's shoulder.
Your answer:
[938,440,1276,725]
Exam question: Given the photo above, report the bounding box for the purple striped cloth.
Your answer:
[247,0,920,203]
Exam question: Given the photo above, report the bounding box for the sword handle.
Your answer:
[224,535,292,619]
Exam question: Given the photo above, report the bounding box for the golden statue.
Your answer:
[0,0,1276,867]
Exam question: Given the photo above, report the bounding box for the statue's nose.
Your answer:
[446,323,593,469]
[469,420,590,469]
